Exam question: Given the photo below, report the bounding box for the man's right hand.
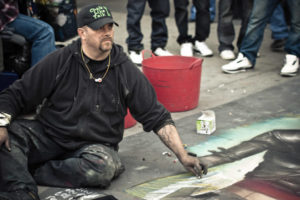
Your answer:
[0,127,11,151]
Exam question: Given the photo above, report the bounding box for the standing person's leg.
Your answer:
[221,0,279,73]
[174,0,190,44]
[148,0,172,56]
[239,0,279,66]
[270,4,288,51]
[0,119,65,200]
[283,0,300,57]
[193,0,210,42]
[126,0,146,52]
[217,0,235,59]
[7,14,56,66]
[193,0,213,56]
[236,0,253,50]
[126,0,147,65]
[280,0,300,76]
[174,0,194,56]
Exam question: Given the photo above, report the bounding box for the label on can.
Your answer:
[196,110,216,135]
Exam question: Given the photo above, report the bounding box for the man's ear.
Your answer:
[77,28,86,39]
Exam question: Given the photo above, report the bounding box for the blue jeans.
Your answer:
[270,5,288,40]
[240,0,300,66]
[190,0,215,22]
[126,0,170,51]
[7,14,56,66]
[209,0,216,22]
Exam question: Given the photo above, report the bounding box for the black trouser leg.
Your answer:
[0,119,65,193]
[193,0,211,42]
[0,119,124,191]
[126,0,147,51]
[33,144,124,188]
[148,0,170,50]
[173,0,192,44]
[217,0,235,52]
[237,0,253,50]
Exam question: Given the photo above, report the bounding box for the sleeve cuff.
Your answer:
[153,119,175,134]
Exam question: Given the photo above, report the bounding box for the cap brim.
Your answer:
[88,18,119,30]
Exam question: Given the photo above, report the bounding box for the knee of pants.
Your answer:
[80,153,116,187]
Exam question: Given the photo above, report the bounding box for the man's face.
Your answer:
[83,23,115,53]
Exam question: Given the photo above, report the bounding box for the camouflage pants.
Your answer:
[0,119,124,194]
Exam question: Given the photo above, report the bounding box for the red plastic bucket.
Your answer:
[142,53,203,112]
[124,109,137,129]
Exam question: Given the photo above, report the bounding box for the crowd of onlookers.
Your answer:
[125,0,299,77]
[1,0,299,78]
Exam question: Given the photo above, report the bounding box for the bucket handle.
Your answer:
[142,50,156,60]
[189,58,203,69]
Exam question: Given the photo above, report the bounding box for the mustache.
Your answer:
[101,37,113,42]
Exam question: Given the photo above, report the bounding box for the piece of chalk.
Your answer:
[188,152,197,157]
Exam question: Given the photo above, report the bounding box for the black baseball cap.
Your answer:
[77,4,119,30]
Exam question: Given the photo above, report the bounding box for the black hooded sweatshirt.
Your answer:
[0,39,173,150]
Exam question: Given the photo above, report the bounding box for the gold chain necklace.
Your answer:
[81,47,111,83]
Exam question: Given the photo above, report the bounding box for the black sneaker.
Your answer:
[0,190,39,200]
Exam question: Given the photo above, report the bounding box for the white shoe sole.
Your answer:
[194,49,213,57]
[221,56,235,60]
[280,72,297,77]
[222,67,253,74]
[220,54,235,60]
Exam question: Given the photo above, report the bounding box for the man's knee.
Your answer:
[80,153,117,187]
[76,144,124,187]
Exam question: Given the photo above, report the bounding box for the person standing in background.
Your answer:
[221,0,299,77]
[126,0,173,66]
[174,0,213,57]
[269,4,288,52]
[217,0,253,60]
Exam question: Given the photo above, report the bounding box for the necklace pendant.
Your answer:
[94,78,103,83]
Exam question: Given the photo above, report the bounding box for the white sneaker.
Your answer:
[221,53,253,74]
[194,41,213,57]
[280,54,299,77]
[153,47,173,56]
[128,50,143,65]
[180,42,193,57]
[220,50,235,60]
